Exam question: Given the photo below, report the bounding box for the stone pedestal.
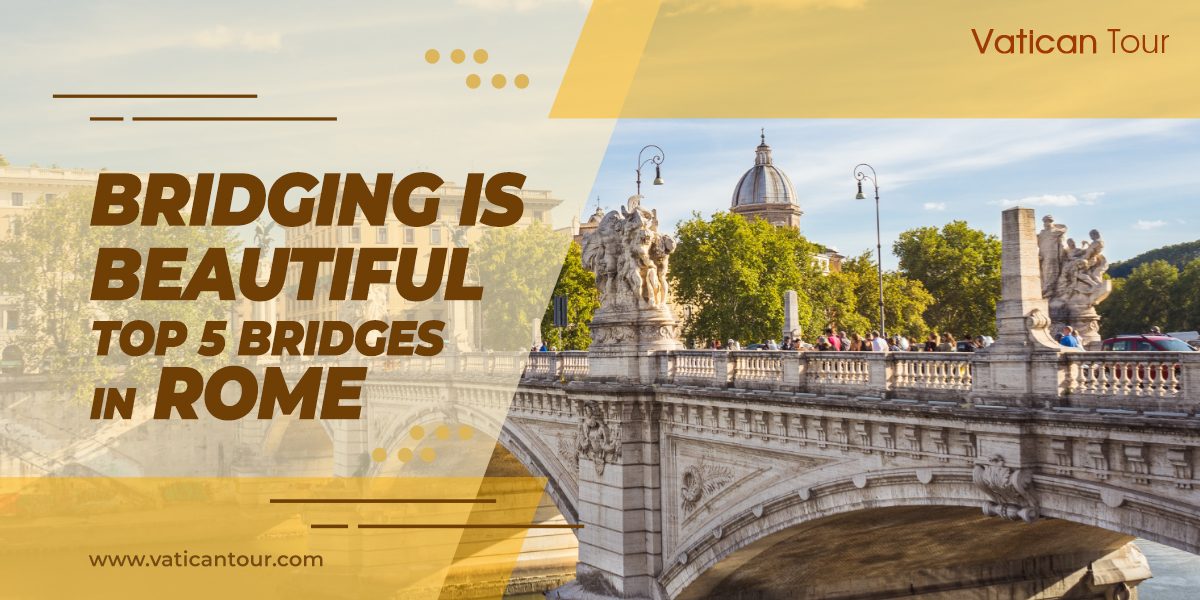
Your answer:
[971,208,1070,408]
[782,289,800,341]
[589,308,679,385]
[1050,297,1110,351]
[551,393,663,600]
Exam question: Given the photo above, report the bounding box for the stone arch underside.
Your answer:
[666,470,1198,600]
[497,416,581,525]
[257,415,336,476]
[361,402,580,526]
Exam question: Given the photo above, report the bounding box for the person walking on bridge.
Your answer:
[1059,326,1082,349]
[871,331,888,352]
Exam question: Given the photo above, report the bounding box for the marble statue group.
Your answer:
[581,196,676,311]
[1037,215,1112,348]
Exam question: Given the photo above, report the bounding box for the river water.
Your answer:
[506,539,1198,598]
[1140,539,1200,599]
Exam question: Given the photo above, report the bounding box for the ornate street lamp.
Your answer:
[854,163,886,340]
[636,145,665,196]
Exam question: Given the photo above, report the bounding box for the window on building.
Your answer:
[11,192,23,207]
[533,210,545,222]
[10,218,21,237]
[376,226,388,244]
[6,311,18,331]
[44,193,55,202]
[404,227,415,244]
[430,227,442,245]
[349,226,361,243]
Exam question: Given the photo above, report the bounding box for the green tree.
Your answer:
[540,241,599,350]
[0,188,237,401]
[839,252,934,339]
[1098,260,1181,336]
[475,221,568,351]
[0,154,9,167]
[1108,239,1200,278]
[1171,258,1200,332]
[670,212,829,345]
[893,221,1001,338]
[804,268,870,339]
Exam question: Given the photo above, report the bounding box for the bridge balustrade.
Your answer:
[523,353,556,379]
[805,352,884,396]
[731,351,785,388]
[519,350,1198,410]
[271,349,1196,411]
[892,352,973,395]
[667,351,719,385]
[559,351,590,380]
[1065,352,1198,412]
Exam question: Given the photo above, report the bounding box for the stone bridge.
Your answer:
[296,342,1199,600]
[248,208,1200,599]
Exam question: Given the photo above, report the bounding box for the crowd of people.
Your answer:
[699,327,999,353]
[694,323,1127,352]
[536,325,1098,354]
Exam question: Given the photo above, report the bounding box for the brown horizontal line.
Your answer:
[310,524,349,529]
[358,524,584,530]
[130,116,335,122]
[90,116,124,121]
[270,498,496,504]
[54,93,257,99]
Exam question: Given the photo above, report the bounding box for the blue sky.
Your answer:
[588,120,1199,269]
[3,2,1196,270]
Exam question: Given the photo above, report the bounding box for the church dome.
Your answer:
[731,132,798,208]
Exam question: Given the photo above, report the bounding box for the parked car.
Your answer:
[1101,334,1197,352]
[1098,334,1192,387]
[1167,331,1200,351]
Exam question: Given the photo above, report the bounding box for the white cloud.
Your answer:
[191,26,282,52]
[1134,219,1167,231]
[457,0,590,11]
[994,193,1102,208]
[922,202,946,211]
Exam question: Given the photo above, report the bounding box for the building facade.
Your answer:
[282,180,564,351]
[0,164,106,366]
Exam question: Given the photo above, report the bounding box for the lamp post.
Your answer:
[636,145,665,196]
[854,163,886,340]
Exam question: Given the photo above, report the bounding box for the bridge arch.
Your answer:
[664,467,1197,599]
[259,415,336,476]
[362,404,579,525]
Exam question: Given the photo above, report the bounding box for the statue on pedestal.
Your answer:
[1037,215,1112,349]
[581,195,679,351]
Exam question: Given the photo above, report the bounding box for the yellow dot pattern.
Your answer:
[370,424,479,465]
[424,48,529,90]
